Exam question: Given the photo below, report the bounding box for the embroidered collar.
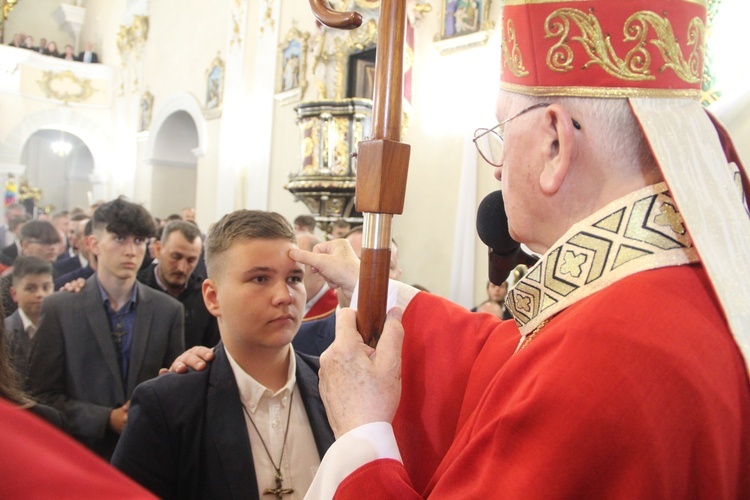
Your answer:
[506,183,699,336]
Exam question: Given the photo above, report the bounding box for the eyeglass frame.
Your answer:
[473,102,582,167]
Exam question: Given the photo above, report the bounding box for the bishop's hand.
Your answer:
[319,307,403,439]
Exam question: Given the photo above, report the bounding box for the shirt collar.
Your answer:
[225,345,297,414]
[96,277,138,311]
[17,307,35,331]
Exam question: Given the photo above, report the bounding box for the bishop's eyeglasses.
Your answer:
[473,103,581,167]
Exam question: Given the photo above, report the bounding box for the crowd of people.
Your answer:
[6,33,99,63]
[0,200,394,497]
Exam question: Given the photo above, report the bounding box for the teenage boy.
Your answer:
[28,197,185,460]
[112,210,334,499]
[3,256,54,379]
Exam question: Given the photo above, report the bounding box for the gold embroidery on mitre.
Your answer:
[506,183,700,335]
[544,8,705,83]
[502,19,530,77]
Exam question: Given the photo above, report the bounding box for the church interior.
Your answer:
[1,0,748,305]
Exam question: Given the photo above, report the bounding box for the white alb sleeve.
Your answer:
[304,422,401,500]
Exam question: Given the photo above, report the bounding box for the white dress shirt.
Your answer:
[225,345,320,500]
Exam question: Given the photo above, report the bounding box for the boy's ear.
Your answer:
[9,286,18,304]
[202,279,221,317]
[88,234,100,256]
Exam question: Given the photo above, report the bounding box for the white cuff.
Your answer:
[304,422,401,500]
[350,280,420,313]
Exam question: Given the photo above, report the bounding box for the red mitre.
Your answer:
[499,0,707,98]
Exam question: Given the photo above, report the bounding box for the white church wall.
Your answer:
[4,0,73,50]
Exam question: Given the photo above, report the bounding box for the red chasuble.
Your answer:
[304,288,338,321]
[335,265,750,498]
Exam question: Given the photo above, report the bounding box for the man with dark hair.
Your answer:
[54,219,96,290]
[28,197,185,460]
[53,214,89,276]
[137,220,219,348]
[0,220,61,315]
[112,210,333,499]
[293,214,316,235]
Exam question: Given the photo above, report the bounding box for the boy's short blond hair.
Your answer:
[205,210,296,279]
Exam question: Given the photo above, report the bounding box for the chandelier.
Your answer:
[51,138,72,157]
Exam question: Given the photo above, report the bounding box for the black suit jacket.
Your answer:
[53,255,82,276]
[292,313,336,357]
[111,343,334,499]
[137,263,219,348]
[3,310,29,378]
[77,50,99,63]
[1,242,18,266]
[27,275,185,459]
[54,264,95,290]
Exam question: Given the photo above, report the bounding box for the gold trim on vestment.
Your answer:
[506,183,700,336]
[501,0,706,7]
[499,81,701,99]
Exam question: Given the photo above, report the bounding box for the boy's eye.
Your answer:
[134,237,145,244]
[251,276,267,284]
[288,276,303,284]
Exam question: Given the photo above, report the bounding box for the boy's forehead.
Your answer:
[19,273,54,283]
[229,238,300,265]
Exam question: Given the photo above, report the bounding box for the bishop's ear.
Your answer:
[539,104,578,195]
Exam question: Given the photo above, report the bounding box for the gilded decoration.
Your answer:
[287,99,372,228]
[506,184,700,335]
[230,0,245,47]
[354,0,381,8]
[37,70,95,104]
[260,0,275,33]
[116,15,149,94]
[544,8,705,83]
[117,15,149,56]
[2,0,19,20]
[502,19,529,77]
[311,19,378,100]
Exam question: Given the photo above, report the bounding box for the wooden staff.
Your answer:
[309,0,411,346]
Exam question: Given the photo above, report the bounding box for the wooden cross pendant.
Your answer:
[263,470,294,498]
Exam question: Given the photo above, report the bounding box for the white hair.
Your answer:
[499,91,657,176]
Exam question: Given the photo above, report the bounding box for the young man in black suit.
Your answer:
[112,210,334,499]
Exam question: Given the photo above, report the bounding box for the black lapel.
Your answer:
[206,344,260,500]
[295,352,335,457]
[126,282,152,395]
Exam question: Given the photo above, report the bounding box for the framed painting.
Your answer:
[139,91,154,132]
[276,28,310,102]
[347,48,376,99]
[205,55,225,111]
[435,0,494,54]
